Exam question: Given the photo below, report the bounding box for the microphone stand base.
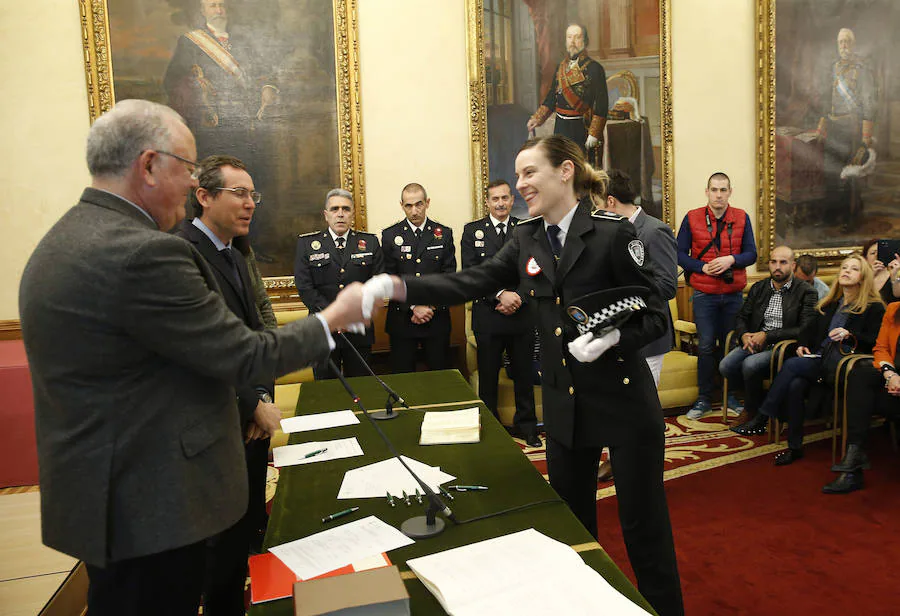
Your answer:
[401,516,446,539]
[369,410,399,421]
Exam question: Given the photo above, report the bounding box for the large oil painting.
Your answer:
[80,0,365,280]
[466,0,674,225]
[758,0,900,262]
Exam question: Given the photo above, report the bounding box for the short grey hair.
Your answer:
[86,99,186,178]
[324,188,354,208]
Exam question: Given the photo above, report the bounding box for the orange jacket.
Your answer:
[873,302,900,368]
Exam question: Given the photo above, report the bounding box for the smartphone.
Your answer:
[876,239,900,265]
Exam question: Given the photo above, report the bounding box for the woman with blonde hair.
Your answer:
[733,254,885,465]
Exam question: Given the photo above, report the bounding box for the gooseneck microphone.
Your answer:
[337,332,409,420]
[326,358,456,539]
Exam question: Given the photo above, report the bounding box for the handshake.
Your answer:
[319,274,406,334]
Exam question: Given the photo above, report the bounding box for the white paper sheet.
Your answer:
[272,437,363,468]
[268,516,414,580]
[337,456,456,499]
[280,409,359,433]
[406,528,648,615]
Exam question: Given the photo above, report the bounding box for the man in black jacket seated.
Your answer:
[720,246,818,423]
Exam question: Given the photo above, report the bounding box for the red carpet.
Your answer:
[594,434,900,615]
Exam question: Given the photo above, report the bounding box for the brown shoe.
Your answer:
[597,460,614,482]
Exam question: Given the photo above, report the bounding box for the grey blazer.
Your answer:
[632,210,677,358]
[19,188,331,566]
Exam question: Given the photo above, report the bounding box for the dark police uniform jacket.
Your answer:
[461,216,531,335]
[405,204,666,449]
[294,229,384,345]
[381,218,456,338]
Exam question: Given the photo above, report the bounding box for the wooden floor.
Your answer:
[0,487,76,616]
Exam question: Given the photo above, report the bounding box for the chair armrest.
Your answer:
[673,320,696,336]
[771,339,798,378]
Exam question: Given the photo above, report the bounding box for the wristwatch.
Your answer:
[258,391,274,404]
[880,364,897,382]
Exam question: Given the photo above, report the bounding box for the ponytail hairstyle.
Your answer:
[518,134,609,202]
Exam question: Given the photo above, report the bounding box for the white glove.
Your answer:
[362,274,395,320]
[585,135,600,150]
[567,328,621,363]
[344,322,366,335]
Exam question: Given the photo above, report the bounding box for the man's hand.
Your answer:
[319,282,368,333]
[567,329,621,363]
[253,400,282,437]
[887,372,900,396]
[585,135,600,150]
[496,290,522,316]
[526,117,540,132]
[741,331,766,353]
[703,255,736,276]
[245,421,266,443]
[361,274,403,319]
[411,305,434,324]
[256,85,278,120]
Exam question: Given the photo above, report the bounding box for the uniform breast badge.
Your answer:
[311,240,321,250]
[526,256,542,276]
[475,229,484,240]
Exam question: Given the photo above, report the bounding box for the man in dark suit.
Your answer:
[295,188,385,379]
[381,183,457,373]
[462,179,540,447]
[18,100,367,616]
[172,154,274,614]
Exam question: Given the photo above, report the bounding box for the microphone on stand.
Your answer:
[336,331,409,420]
[326,357,456,539]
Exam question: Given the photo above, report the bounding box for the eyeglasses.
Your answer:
[148,150,201,179]
[216,186,262,204]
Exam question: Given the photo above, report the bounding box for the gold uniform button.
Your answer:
[568,386,575,395]
[340,268,345,274]
[415,272,421,277]
[530,290,535,297]
[623,377,630,385]
[554,327,562,336]
[555,297,560,305]
[339,284,345,289]
[416,258,421,263]
[561,358,566,367]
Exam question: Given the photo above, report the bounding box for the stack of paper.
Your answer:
[337,456,455,499]
[406,528,648,615]
[419,407,481,445]
[280,409,359,433]
[272,437,363,468]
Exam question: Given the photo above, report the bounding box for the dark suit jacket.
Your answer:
[405,205,667,448]
[381,218,456,338]
[294,229,384,345]
[460,216,531,335]
[173,220,272,425]
[19,188,331,566]
[632,210,677,357]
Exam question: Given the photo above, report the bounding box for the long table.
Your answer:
[250,370,653,615]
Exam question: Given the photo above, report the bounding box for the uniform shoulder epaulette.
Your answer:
[298,230,321,238]
[591,211,625,222]
[517,215,542,225]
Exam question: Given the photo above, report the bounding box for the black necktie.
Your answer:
[220,247,244,293]
[336,237,345,250]
[497,222,506,244]
[414,228,422,249]
[546,225,562,259]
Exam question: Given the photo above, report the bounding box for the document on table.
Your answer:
[268,516,414,581]
[272,437,363,468]
[280,409,359,434]
[419,407,481,445]
[406,528,648,615]
[337,456,456,499]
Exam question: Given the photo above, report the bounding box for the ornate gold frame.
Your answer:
[78,0,366,294]
[464,0,676,228]
[755,0,860,265]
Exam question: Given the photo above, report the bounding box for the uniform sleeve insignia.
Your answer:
[475,229,484,239]
[627,239,645,266]
[526,256,542,276]
[311,240,321,250]
[394,235,404,246]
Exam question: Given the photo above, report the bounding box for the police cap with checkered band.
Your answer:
[566,286,650,337]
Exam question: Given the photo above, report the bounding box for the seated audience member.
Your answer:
[794,254,830,302]
[719,246,817,419]
[824,302,900,493]
[733,254,884,466]
[862,239,900,304]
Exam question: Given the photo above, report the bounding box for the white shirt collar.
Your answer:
[192,217,230,251]
[407,218,428,233]
[544,202,579,232]
[328,228,350,244]
[628,206,643,224]
[489,214,510,228]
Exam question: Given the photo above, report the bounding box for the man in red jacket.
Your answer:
[676,173,757,419]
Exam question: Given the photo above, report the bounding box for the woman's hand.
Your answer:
[828,327,850,342]
[887,373,900,396]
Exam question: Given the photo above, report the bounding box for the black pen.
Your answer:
[321,506,360,523]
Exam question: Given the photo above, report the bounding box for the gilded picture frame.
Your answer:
[78,0,366,293]
[465,0,675,229]
[757,0,897,265]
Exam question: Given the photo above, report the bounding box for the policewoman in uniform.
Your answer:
[362,136,683,616]
[381,183,457,373]
[294,188,384,378]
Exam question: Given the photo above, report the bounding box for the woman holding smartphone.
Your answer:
[733,254,884,465]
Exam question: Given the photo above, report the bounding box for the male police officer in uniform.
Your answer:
[381,183,457,373]
[294,188,384,378]
[462,179,540,447]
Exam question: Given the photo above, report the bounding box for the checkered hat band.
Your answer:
[575,295,647,335]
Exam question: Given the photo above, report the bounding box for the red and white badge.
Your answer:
[526,256,542,276]
[358,239,367,250]
[434,227,443,239]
